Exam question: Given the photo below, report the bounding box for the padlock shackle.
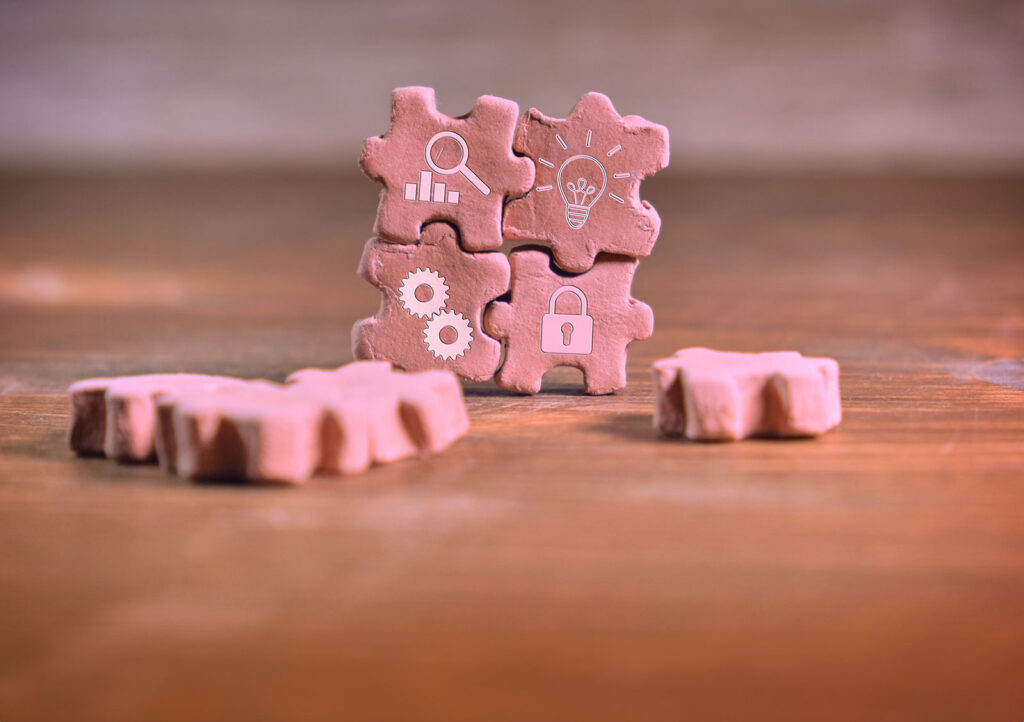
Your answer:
[548,285,587,316]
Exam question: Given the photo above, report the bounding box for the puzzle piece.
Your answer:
[68,373,247,461]
[484,245,654,394]
[652,348,842,440]
[503,92,670,273]
[69,361,469,483]
[361,86,534,252]
[351,222,510,381]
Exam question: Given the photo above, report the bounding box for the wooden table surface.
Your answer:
[0,171,1021,721]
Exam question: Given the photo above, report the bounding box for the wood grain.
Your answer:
[0,172,1022,721]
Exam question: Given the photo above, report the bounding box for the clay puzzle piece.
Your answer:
[652,348,841,441]
[361,86,534,252]
[351,222,510,381]
[68,373,246,461]
[162,362,468,483]
[484,245,654,395]
[68,362,470,484]
[503,92,670,273]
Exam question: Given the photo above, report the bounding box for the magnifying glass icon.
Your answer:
[424,131,491,196]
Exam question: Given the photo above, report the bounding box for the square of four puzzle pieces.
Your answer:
[353,87,670,394]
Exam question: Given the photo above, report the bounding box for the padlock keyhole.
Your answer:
[561,323,573,347]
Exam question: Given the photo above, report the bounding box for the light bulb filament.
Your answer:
[566,178,597,206]
[555,154,609,230]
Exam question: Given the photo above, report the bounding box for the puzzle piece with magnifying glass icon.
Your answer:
[361,86,535,252]
[484,245,654,394]
[352,222,510,381]
[503,92,670,273]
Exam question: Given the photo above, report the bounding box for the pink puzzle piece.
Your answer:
[653,348,842,440]
[69,361,469,483]
[503,92,670,273]
[361,86,535,252]
[484,245,654,395]
[68,373,246,461]
[351,222,510,381]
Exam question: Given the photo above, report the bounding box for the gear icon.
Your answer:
[399,267,449,318]
[423,311,473,361]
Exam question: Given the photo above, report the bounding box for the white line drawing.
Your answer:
[538,158,555,168]
[540,285,593,355]
[586,130,593,147]
[423,310,473,360]
[555,134,568,150]
[399,268,449,318]
[606,145,621,156]
[608,193,625,203]
[556,154,607,229]
[613,172,631,179]
[403,175,460,205]
[403,131,489,204]
[536,185,553,191]
[425,131,490,195]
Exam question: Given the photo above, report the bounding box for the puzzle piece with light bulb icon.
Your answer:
[484,245,654,394]
[69,361,469,484]
[361,86,535,252]
[503,92,670,273]
[352,222,510,381]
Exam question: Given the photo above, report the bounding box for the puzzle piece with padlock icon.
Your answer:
[352,88,667,394]
[484,246,654,395]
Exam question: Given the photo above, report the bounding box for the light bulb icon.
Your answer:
[556,154,607,229]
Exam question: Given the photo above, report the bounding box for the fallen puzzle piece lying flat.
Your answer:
[653,348,841,440]
[68,361,469,483]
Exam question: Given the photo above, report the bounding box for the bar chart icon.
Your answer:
[404,171,460,205]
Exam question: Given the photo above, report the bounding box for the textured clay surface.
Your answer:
[352,222,510,381]
[653,347,842,441]
[69,361,469,483]
[361,86,534,252]
[503,92,670,273]
[485,245,654,395]
[68,373,246,461]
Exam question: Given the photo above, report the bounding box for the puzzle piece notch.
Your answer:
[352,222,510,382]
[484,245,654,395]
[69,361,469,484]
[361,86,535,252]
[652,348,842,440]
[504,92,670,273]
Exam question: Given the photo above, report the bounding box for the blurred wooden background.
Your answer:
[1,0,1022,170]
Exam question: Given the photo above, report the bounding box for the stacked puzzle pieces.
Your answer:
[353,87,670,394]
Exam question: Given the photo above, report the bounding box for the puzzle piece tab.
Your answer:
[653,348,842,440]
[69,361,469,483]
[484,245,654,394]
[503,92,670,273]
[361,86,535,252]
[352,222,510,381]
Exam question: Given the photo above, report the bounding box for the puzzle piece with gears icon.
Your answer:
[352,222,510,381]
[484,245,654,394]
[361,86,535,252]
[503,92,670,273]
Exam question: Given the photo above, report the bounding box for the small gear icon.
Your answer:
[423,311,473,360]
[399,267,449,318]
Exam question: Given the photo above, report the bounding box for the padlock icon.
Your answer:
[540,285,594,355]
